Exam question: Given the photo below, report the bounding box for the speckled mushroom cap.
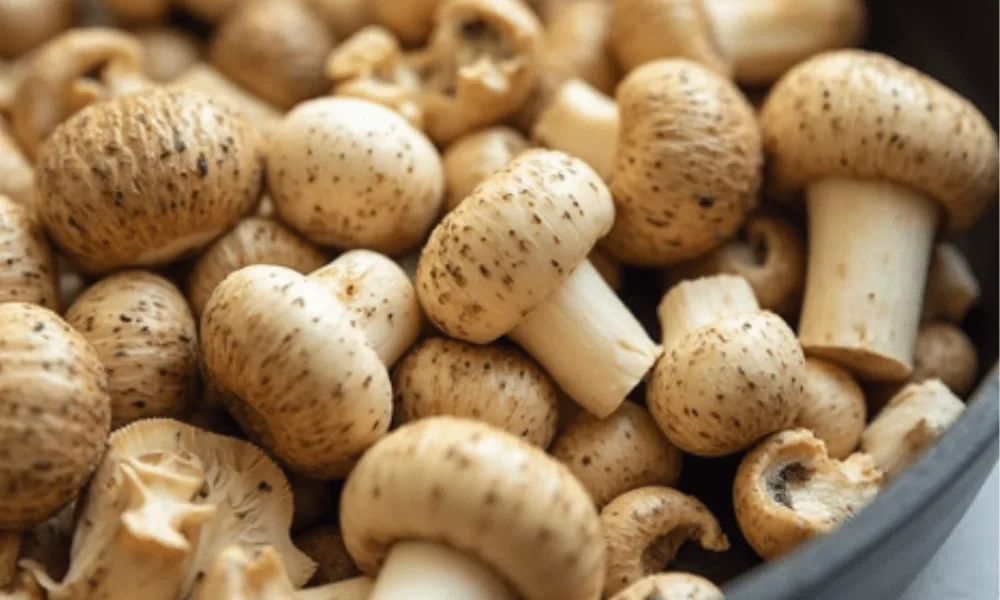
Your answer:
[341,416,605,600]
[601,486,729,597]
[267,97,444,256]
[65,271,199,428]
[551,401,681,507]
[187,216,328,317]
[417,149,614,343]
[442,126,530,211]
[0,0,75,59]
[0,195,57,310]
[201,265,391,479]
[733,428,883,560]
[0,302,110,529]
[760,50,999,234]
[609,573,723,600]
[294,526,361,585]
[794,358,866,460]
[604,59,762,266]
[36,87,263,274]
[135,27,201,83]
[391,337,559,448]
[609,0,730,76]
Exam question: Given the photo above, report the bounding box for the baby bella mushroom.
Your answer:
[442,126,530,211]
[733,428,883,560]
[294,526,361,585]
[416,149,661,418]
[391,337,559,448]
[36,87,264,273]
[0,0,74,59]
[0,195,57,309]
[601,486,729,597]
[65,271,200,428]
[922,242,980,324]
[648,275,805,456]
[794,358,867,460]
[341,416,606,600]
[760,50,998,380]
[610,573,723,600]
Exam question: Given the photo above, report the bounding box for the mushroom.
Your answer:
[0,195,57,310]
[175,0,246,23]
[794,358,866,460]
[170,64,282,138]
[0,532,19,587]
[0,302,110,529]
[416,149,661,418]
[532,78,619,181]
[589,246,622,292]
[411,0,543,144]
[442,126,530,211]
[391,337,559,448]
[101,0,170,22]
[187,216,329,317]
[268,98,443,255]
[65,271,200,428]
[0,0,75,59]
[305,0,373,39]
[341,416,605,600]
[135,27,201,83]
[201,265,392,478]
[601,486,729,597]
[648,274,804,456]
[310,250,423,367]
[551,400,682,507]
[760,50,998,381]
[36,87,264,274]
[733,428,883,560]
[922,243,980,324]
[369,0,440,46]
[294,526,361,585]
[211,0,334,111]
[860,379,966,480]
[609,573,723,600]
[0,122,33,209]
[665,214,806,317]
[287,473,337,533]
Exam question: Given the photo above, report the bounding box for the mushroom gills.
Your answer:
[765,460,868,523]
[368,541,517,600]
[641,525,704,576]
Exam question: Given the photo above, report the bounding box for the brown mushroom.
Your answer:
[610,573,723,600]
[170,63,282,137]
[134,27,201,83]
[305,0,373,39]
[0,123,33,209]
[0,195,57,310]
[295,526,361,585]
[601,486,729,597]
[922,243,980,324]
[794,358,867,459]
[733,428,883,560]
[0,0,75,59]
[442,126,530,211]
[760,50,998,381]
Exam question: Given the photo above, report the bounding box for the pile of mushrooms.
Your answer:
[0,1,996,599]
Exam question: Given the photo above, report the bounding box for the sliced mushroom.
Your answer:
[0,195,57,310]
[601,486,729,597]
[922,243,980,324]
[294,526,361,585]
[794,358,866,460]
[0,0,75,59]
[610,572,723,600]
[0,125,33,209]
[134,27,201,83]
[442,126,529,211]
[170,63,282,138]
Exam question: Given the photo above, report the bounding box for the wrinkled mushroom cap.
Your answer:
[609,0,730,76]
[294,526,360,585]
[135,27,201,83]
[760,50,999,234]
[794,359,867,460]
[0,0,75,59]
[0,195,57,309]
[341,416,605,600]
[609,572,723,600]
[442,126,530,211]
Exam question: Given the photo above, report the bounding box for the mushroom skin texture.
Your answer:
[0,195,57,309]
[922,243,980,324]
[760,50,998,381]
[0,303,111,529]
[794,358,867,460]
[201,265,392,479]
[211,0,334,111]
[135,27,201,83]
[341,416,606,600]
[170,63,282,139]
[267,97,444,256]
[442,126,530,211]
[733,428,883,560]
[0,126,33,209]
[552,400,682,508]
[36,87,263,274]
[65,271,200,428]
[601,486,729,597]
[295,526,361,585]
[0,0,75,59]
[609,573,723,600]
[648,275,805,456]
[610,0,731,76]
[369,0,439,45]
[417,149,661,418]
[861,379,966,480]
[306,0,373,39]
[391,337,559,448]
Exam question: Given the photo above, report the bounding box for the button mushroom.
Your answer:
[416,149,661,418]
[294,526,361,585]
[0,0,75,59]
[369,0,440,46]
[341,416,605,600]
[760,50,998,381]
[533,78,619,181]
[36,87,263,274]
[0,195,57,310]
[0,124,33,209]
[733,428,883,560]
[648,274,804,456]
[442,126,530,211]
[610,0,730,76]
[922,242,980,324]
[793,358,867,460]
[609,572,723,600]
[170,63,282,138]
[135,27,201,83]
[306,0,373,39]
[267,97,444,256]
[601,486,729,597]
[391,337,559,448]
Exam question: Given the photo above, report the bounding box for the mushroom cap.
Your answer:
[0,195,57,309]
[551,401,682,507]
[391,337,559,448]
[211,0,334,110]
[135,27,202,83]
[369,0,439,45]
[760,50,999,234]
[605,59,762,266]
[922,243,980,324]
[175,0,246,23]
[648,310,805,456]
[733,428,883,560]
[267,97,444,255]
[65,270,199,428]
[340,416,605,600]
[201,265,391,479]
[0,125,34,209]
[911,323,978,396]
[417,149,614,343]
[609,0,730,76]
[170,63,282,139]
[294,526,361,585]
[442,126,530,212]
[101,0,170,22]
[0,302,110,528]
[794,358,867,459]
[609,572,723,600]
[193,544,300,600]
[187,216,329,317]
[0,0,75,59]
[305,0,373,39]
[601,486,729,597]
[36,87,264,274]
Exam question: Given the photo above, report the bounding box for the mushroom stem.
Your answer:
[658,274,759,350]
[370,541,516,600]
[532,80,619,180]
[0,531,20,587]
[509,261,661,418]
[798,178,938,381]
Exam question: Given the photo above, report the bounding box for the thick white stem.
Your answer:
[369,542,515,600]
[532,79,619,181]
[799,178,938,381]
[510,261,661,418]
[658,274,759,350]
